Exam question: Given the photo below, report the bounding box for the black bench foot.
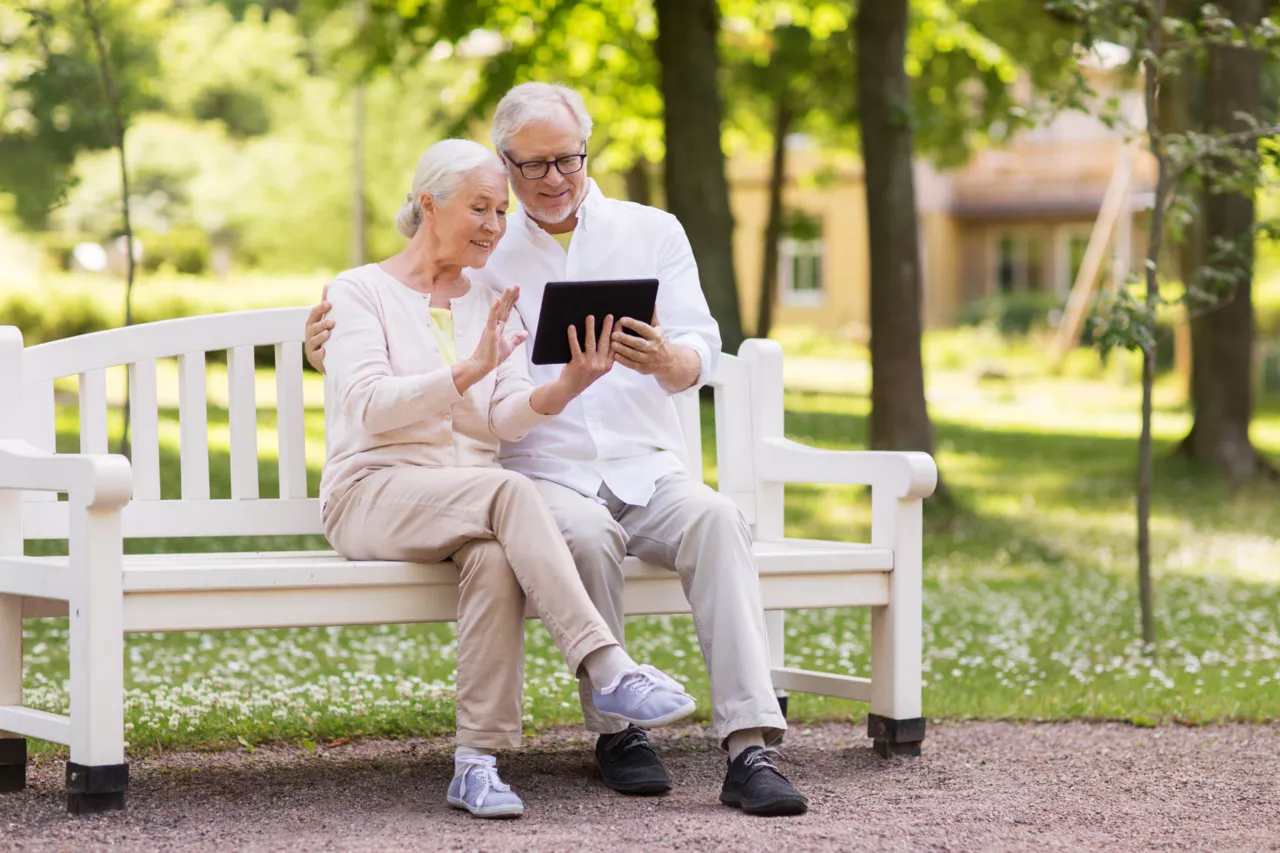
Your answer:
[67,762,128,815]
[868,714,925,758]
[0,738,26,793]
[777,694,789,718]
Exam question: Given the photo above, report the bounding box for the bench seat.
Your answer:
[12,539,893,631]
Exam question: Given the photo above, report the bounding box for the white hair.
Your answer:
[490,82,593,154]
[395,139,503,239]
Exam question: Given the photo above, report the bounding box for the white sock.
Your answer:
[728,728,766,761]
[581,644,636,692]
[455,744,495,771]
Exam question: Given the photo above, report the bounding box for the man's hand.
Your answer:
[305,283,332,375]
[610,308,701,393]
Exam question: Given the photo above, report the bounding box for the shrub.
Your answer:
[138,228,212,276]
[0,292,112,345]
[958,292,1064,336]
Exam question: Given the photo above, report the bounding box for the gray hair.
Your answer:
[395,138,504,239]
[490,82,593,154]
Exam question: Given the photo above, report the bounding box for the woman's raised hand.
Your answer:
[469,285,527,374]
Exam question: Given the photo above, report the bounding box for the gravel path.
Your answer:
[3,722,1278,852]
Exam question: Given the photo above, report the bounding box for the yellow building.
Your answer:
[729,59,1156,336]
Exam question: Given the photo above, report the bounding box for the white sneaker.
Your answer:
[591,664,697,728]
[446,755,524,819]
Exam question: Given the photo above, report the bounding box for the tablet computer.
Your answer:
[530,278,659,365]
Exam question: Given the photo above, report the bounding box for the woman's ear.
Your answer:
[420,193,435,218]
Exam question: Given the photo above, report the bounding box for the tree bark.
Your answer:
[624,159,652,207]
[756,97,792,339]
[83,0,134,457]
[1179,0,1276,483]
[855,0,941,471]
[654,0,745,352]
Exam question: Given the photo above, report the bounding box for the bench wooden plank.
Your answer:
[78,370,108,456]
[227,347,260,500]
[128,359,161,500]
[178,352,210,500]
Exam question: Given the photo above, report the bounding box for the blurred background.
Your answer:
[2,1,1278,750]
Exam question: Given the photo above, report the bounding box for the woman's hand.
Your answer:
[453,286,527,393]
[530,315,615,416]
[562,314,615,394]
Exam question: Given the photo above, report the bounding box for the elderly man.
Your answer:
[306,82,807,816]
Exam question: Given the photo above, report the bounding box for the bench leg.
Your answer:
[868,496,926,758]
[1,593,24,793]
[66,508,128,815]
[765,610,789,720]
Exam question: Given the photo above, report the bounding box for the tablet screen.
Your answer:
[530,279,659,365]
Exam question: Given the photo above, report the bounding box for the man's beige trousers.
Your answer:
[536,471,787,746]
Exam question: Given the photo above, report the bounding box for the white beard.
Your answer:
[524,188,585,227]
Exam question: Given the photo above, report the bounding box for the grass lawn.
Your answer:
[17,331,1280,757]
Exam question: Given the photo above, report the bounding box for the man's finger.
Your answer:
[322,282,330,301]
[610,338,649,363]
[618,317,659,339]
[612,352,647,372]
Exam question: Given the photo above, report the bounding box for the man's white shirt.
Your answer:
[469,179,722,506]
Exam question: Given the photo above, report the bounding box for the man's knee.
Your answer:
[688,491,750,538]
[561,511,626,570]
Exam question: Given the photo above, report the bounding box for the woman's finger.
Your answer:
[584,315,597,357]
[598,315,615,359]
[567,324,583,361]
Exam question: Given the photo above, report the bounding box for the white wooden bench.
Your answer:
[0,309,936,814]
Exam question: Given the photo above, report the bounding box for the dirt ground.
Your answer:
[2,721,1278,853]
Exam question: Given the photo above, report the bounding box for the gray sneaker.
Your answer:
[446,755,524,819]
[591,665,697,728]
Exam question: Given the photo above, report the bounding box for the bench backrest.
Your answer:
[2,308,773,543]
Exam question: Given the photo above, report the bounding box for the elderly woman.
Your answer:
[319,138,694,819]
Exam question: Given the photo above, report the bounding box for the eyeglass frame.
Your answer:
[502,148,588,180]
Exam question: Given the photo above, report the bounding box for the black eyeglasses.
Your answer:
[504,151,587,180]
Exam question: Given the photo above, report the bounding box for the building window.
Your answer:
[778,214,824,307]
[993,232,1046,294]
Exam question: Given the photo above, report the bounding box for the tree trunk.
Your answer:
[624,159,653,207]
[1179,0,1276,483]
[855,0,940,470]
[756,98,792,339]
[654,0,745,353]
[83,0,134,457]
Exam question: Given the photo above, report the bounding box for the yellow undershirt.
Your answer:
[429,307,458,366]
[553,230,573,252]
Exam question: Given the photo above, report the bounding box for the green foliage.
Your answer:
[0,291,112,344]
[959,292,1064,337]
[0,0,163,228]
[137,227,212,275]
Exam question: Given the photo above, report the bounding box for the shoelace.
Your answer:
[624,665,690,700]
[742,747,791,781]
[609,726,657,757]
[456,755,512,808]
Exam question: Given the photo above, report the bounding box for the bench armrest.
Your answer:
[0,440,133,509]
[755,437,937,500]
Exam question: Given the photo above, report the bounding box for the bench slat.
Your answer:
[274,342,307,499]
[21,380,56,503]
[178,352,210,500]
[77,369,109,455]
[227,346,260,500]
[128,359,161,500]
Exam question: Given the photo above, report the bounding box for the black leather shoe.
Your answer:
[596,726,672,795]
[720,746,808,816]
